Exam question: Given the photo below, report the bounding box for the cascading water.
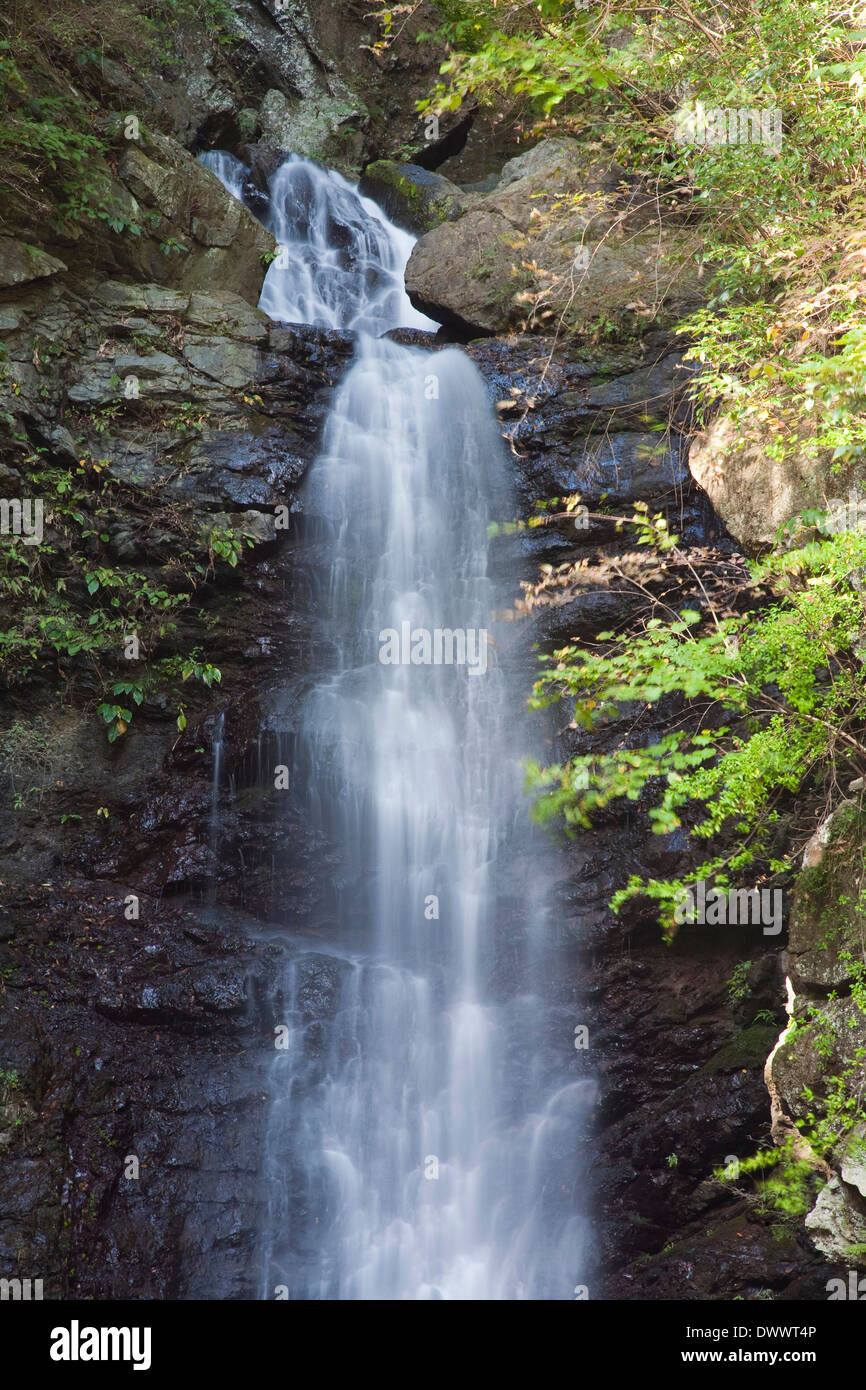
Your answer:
[206,151,591,1298]
[199,150,247,203]
[200,151,433,333]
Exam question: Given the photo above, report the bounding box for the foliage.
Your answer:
[429,3,866,948]
[96,655,219,742]
[717,958,866,1211]
[422,1,866,446]
[715,1141,817,1217]
[525,511,866,932]
[0,0,237,230]
[727,961,753,1004]
[0,454,240,740]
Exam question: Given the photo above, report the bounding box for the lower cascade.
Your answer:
[208,154,588,1299]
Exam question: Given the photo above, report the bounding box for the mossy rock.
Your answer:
[770,996,864,1124]
[697,1022,780,1077]
[359,161,468,235]
[257,89,367,170]
[789,801,866,989]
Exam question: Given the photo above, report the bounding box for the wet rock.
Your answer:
[0,879,272,1298]
[297,954,349,1022]
[529,588,644,646]
[528,430,689,506]
[180,427,307,508]
[1,281,348,535]
[464,334,698,525]
[95,966,246,1020]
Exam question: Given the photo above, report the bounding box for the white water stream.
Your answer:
[204,151,589,1299]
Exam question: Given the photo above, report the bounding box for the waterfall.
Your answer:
[199,149,247,203]
[205,151,590,1298]
[201,151,434,332]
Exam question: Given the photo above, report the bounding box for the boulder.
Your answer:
[840,1124,866,1200]
[688,412,862,553]
[405,138,703,336]
[805,1177,866,1261]
[359,161,468,234]
[788,802,866,990]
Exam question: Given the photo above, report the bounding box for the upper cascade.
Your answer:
[200,150,436,334]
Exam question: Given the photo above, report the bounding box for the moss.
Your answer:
[697,1022,780,1077]
[366,163,424,203]
[363,160,463,231]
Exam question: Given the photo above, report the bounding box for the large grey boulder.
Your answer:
[689,410,866,553]
[257,88,365,168]
[805,1176,866,1261]
[406,138,703,336]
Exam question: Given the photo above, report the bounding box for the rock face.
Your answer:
[113,132,275,303]
[0,4,850,1303]
[0,293,819,1301]
[0,891,273,1299]
[35,128,276,304]
[763,802,866,1264]
[406,138,704,336]
[468,338,826,1300]
[0,273,353,888]
[84,2,452,173]
[0,0,453,1297]
[0,323,352,1298]
[6,128,275,308]
[468,336,696,510]
[0,273,351,540]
